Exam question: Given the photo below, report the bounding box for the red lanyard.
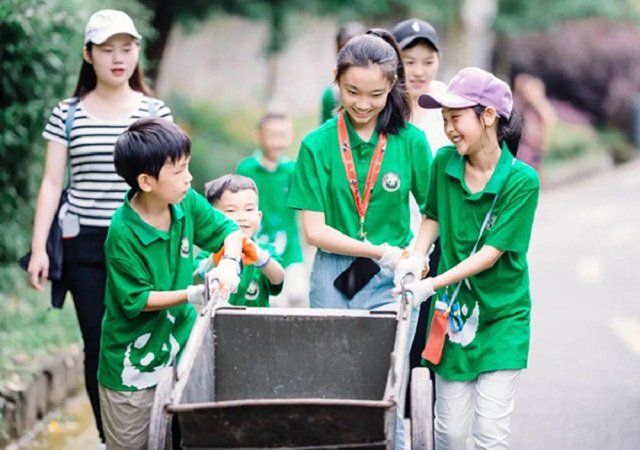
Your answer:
[337,111,388,240]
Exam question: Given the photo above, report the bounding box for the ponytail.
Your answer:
[335,29,411,135]
[366,29,411,135]
[498,109,522,157]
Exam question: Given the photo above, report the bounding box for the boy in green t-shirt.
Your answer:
[236,113,306,307]
[98,118,243,449]
[195,174,285,307]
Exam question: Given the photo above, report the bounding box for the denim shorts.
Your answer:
[309,250,396,310]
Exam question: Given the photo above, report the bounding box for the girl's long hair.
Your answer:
[335,29,411,135]
[472,105,523,156]
[72,42,153,99]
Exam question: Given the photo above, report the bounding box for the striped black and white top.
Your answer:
[42,96,173,228]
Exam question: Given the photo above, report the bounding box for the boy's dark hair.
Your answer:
[472,105,523,157]
[204,174,258,206]
[114,118,191,193]
[257,112,289,130]
[335,29,411,135]
[73,43,152,99]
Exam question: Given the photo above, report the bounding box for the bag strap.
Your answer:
[64,97,79,188]
[448,158,516,307]
[148,98,158,118]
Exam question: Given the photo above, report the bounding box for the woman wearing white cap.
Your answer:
[27,10,172,448]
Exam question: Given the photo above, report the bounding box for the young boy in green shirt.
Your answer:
[98,118,243,449]
[195,174,285,307]
[236,113,306,307]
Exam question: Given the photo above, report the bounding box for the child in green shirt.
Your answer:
[195,174,285,307]
[98,118,243,449]
[396,67,539,450]
[237,113,306,307]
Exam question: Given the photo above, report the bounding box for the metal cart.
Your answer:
[148,285,433,449]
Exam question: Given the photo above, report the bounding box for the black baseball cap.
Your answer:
[392,18,440,51]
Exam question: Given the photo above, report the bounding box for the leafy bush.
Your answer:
[166,94,257,194]
[545,122,602,162]
[0,0,86,265]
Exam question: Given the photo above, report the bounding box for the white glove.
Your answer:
[208,257,241,301]
[196,256,214,279]
[393,251,426,286]
[376,244,404,271]
[186,284,206,306]
[402,278,435,308]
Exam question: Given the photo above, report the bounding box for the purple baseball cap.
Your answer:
[418,67,513,119]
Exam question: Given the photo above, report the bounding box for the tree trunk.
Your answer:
[145,1,176,85]
[266,0,286,103]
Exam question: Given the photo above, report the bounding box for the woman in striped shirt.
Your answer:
[27,10,172,446]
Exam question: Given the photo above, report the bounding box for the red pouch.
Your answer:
[421,299,449,365]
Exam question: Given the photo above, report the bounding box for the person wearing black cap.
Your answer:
[393,18,451,428]
[392,18,450,153]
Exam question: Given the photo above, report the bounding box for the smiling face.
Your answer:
[337,65,394,131]
[149,155,192,204]
[402,42,439,99]
[442,107,489,157]
[84,34,140,88]
[215,189,262,238]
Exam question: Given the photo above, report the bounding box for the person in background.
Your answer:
[26,10,172,447]
[320,21,367,124]
[512,72,557,173]
[195,174,285,307]
[236,113,305,307]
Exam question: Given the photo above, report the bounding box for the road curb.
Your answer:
[0,348,84,447]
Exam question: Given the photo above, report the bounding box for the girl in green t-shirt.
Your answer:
[288,29,432,311]
[289,29,432,449]
[396,67,539,450]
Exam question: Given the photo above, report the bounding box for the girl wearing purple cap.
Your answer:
[27,10,172,447]
[395,67,539,449]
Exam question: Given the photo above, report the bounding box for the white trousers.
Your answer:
[434,370,521,450]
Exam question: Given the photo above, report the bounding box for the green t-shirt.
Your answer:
[237,152,303,267]
[421,144,540,381]
[193,242,283,307]
[321,83,340,124]
[98,189,239,391]
[288,114,432,248]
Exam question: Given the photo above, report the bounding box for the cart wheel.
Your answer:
[148,367,174,450]
[410,367,434,450]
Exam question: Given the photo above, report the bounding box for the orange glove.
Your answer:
[212,236,259,266]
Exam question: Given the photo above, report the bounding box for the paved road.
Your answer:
[510,159,640,449]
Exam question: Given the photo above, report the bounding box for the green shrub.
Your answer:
[0,0,86,265]
[545,121,603,162]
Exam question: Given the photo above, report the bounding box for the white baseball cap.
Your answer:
[84,10,141,45]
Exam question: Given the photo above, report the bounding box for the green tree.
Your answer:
[0,0,87,264]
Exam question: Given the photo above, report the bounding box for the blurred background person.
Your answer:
[512,73,557,173]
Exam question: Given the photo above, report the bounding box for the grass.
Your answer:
[0,265,81,389]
